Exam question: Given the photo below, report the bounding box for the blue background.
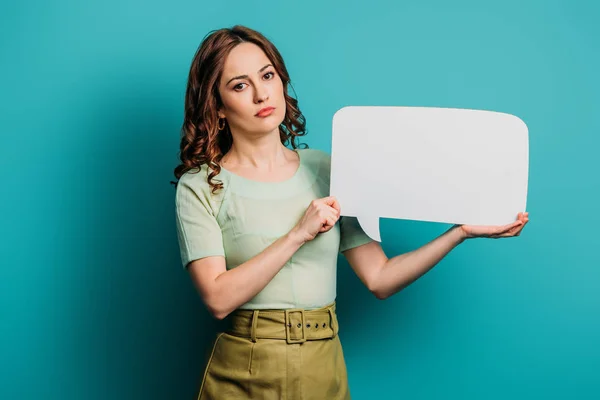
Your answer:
[2,0,599,399]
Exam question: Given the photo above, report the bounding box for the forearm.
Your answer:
[374,225,467,299]
[210,229,305,319]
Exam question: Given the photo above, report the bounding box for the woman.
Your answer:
[173,25,529,400]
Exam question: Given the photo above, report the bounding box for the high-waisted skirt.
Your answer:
[196,302,350,400]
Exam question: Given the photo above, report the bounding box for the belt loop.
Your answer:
[327,306,339,338]
[250,310,259,343]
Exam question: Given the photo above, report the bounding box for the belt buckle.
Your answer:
[284,309,306,344]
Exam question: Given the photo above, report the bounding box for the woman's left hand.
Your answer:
[457,212,529,240]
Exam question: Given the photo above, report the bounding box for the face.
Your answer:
[217,42,286,137]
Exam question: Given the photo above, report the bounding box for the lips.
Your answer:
[256,107,275,117]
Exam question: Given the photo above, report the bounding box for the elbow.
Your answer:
[207,303,231,320]
[372,288,389,300]
[204,293,232,320]
[213,310,229,320]
[189,267,234,320]
[372,282,409,300]
[368,279,389,300]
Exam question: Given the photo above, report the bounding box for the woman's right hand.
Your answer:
[291,196,341,244]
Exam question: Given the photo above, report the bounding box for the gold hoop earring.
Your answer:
[218,118,226,130]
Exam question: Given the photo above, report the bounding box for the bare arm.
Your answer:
[344,215,528,299]
[188,229,306,320]
[343,225,467,300]
[188,196,342,319]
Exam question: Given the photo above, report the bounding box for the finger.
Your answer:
[502,222,526,237]
[320,216,332,232]
[515,218,529,232]
[322,207,340,222]
[325,205,341,218]
[498,226,521,237]
[505,220,523,232]
[320,217,336,232]
[323,215,336,228]
[506,227,523,237]
[493,221,521,236]
[515,220,528,235]
[323,196,341,213]
[332,199,341,214]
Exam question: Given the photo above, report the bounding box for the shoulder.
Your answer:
[298,147,331,172]
[176,165,207,193]
[176,164,228,207]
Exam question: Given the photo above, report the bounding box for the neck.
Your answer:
[223,128,292,170]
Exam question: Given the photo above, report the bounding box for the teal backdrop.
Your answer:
[2,0,599,399]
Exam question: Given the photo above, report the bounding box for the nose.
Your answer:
[254,83,269,103]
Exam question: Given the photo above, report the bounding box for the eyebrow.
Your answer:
[225,64,273,86]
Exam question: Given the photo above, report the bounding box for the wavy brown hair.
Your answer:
[171,25,308,193]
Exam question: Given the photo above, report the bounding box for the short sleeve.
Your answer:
[339,216,374,253]
[175,172,225,268]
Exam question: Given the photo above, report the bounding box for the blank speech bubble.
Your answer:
[330,106,529,242]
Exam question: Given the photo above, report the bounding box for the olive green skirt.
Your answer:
[196,302,350,400]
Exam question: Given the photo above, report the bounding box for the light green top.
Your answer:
[174,148,373,310]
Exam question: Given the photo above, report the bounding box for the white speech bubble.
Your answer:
[330,106,529,242]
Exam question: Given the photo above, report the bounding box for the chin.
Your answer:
[260,121,283,135]
[244,121,279,137]
[259,114,285,132]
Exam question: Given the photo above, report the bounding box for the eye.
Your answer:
[233,83,247,91]
[264,71,275,80]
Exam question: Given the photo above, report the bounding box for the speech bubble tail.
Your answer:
[357,216,381,242]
